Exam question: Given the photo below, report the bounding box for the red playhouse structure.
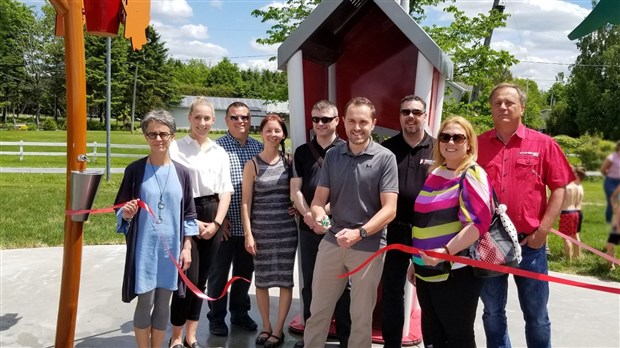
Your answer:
[277,0,453,346]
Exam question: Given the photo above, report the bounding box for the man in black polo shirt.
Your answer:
[380,95,435,348]
[290,100,350,348]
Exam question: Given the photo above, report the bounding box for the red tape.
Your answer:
[340,244,620,295]
[65,200,250,301]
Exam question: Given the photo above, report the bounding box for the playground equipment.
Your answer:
[277,1,453,345]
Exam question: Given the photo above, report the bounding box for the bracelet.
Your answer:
[122,216,132,223]
[213,220,221,228]
[441,244,451,256]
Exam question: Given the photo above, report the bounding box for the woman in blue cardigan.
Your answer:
[114,110,198,348]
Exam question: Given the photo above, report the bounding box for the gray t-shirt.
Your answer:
[318,140,399,252]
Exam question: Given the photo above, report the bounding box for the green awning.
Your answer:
[568,0,620,40]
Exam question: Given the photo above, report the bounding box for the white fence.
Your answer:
[0,141,148,161]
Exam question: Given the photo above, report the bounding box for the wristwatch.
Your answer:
[358,227,368,239]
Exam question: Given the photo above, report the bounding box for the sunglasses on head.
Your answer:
[400,109,425,117]
[145,132,171,140]
[229,115,250,122]
[311,116,337,124]
[438,133,467,144]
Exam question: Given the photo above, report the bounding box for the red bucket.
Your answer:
[83,0,121,36]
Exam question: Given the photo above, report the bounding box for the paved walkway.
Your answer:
[1,245,619,348]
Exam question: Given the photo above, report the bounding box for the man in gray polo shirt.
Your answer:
[304,97,398,347]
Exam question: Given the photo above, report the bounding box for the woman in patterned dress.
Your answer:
[242,114,297,348]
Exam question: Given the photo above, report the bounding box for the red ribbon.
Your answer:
[340,244,620,295]
[66,200,250,301]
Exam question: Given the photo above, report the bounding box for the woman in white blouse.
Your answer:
[168,97,233,348]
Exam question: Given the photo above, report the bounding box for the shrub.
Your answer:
[26,123,37,131]
[42,118,58,131]
[575,133,606,171]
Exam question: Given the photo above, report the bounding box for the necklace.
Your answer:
[149,158,171,224]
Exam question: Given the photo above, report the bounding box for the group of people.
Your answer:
[114,82,578,348]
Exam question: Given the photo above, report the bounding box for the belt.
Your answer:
[195,194,219,203]
[389,221,412,229]
[561,209,579,214]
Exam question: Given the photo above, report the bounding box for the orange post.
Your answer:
[50,0,88,346]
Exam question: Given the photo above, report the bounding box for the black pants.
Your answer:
[170,195,222,325]
[299,225,351,344]
[207,234,254,322]
[381,222,412,348]
[416,266,482,348]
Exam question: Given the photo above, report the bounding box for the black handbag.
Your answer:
[459,166,522,278]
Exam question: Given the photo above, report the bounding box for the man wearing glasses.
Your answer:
[290,100,350,348]
[304,97,398,347]
[380,95,434,348]
[208,102,263,336]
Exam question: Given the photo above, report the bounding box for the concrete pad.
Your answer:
[1,245,618,347]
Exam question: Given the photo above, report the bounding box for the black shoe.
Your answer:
[168,338,184,348]
[183,338,204,348]
[230,314,257,331]
[293,340,304,348]
[209,321,229,336]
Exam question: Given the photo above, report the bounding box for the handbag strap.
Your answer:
[308,141,324,167]
[458,164,499,209]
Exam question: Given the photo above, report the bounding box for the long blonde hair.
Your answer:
[431,116,478,174]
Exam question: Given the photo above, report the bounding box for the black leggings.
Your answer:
[170,195,222,325]
[416,266,482,348]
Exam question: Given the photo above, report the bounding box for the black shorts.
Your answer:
[608,232,620,245]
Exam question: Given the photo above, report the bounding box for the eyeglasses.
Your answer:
[145,132,171,140]
[400,109,425,117]
[438,133,467,144]
[311,116,337,124]
[229,115,250,122]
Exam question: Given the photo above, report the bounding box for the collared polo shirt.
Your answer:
[292,136,344,229]
[381,131,434,224]
[216,132,263,236]
[478,124,575,234]
[318,140,399,252]
[169,135,234,198]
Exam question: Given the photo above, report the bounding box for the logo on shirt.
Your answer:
[420,159,435,165]
[366,164,372,168]
[519,151,539,157]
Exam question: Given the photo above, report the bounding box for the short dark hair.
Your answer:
[226,101,250,115]
[312,100,338,116]
[400,95,426,110]
[344,97,376,119]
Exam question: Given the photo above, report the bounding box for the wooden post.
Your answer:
[50,0,88,346]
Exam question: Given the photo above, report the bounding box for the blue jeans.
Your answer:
[480,245,551,348]
[604,177,620,223]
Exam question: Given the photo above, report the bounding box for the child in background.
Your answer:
[606,184,620,270]
[558,166,585,260]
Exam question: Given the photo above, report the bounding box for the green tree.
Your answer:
[126,26,181,122]
[170,58,211,96]
[0,0,35,122]
[205,58,243,98]
[565,24,620,140]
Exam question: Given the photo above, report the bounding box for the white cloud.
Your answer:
[422,0,591,89]
[151,0,192,19]
[250,39,279,54]
[151,20,227,61]
[257,1,287,12]
[210,0,223,9]
[239,59,278,72]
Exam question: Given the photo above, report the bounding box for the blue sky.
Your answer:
[21,0,594,90]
